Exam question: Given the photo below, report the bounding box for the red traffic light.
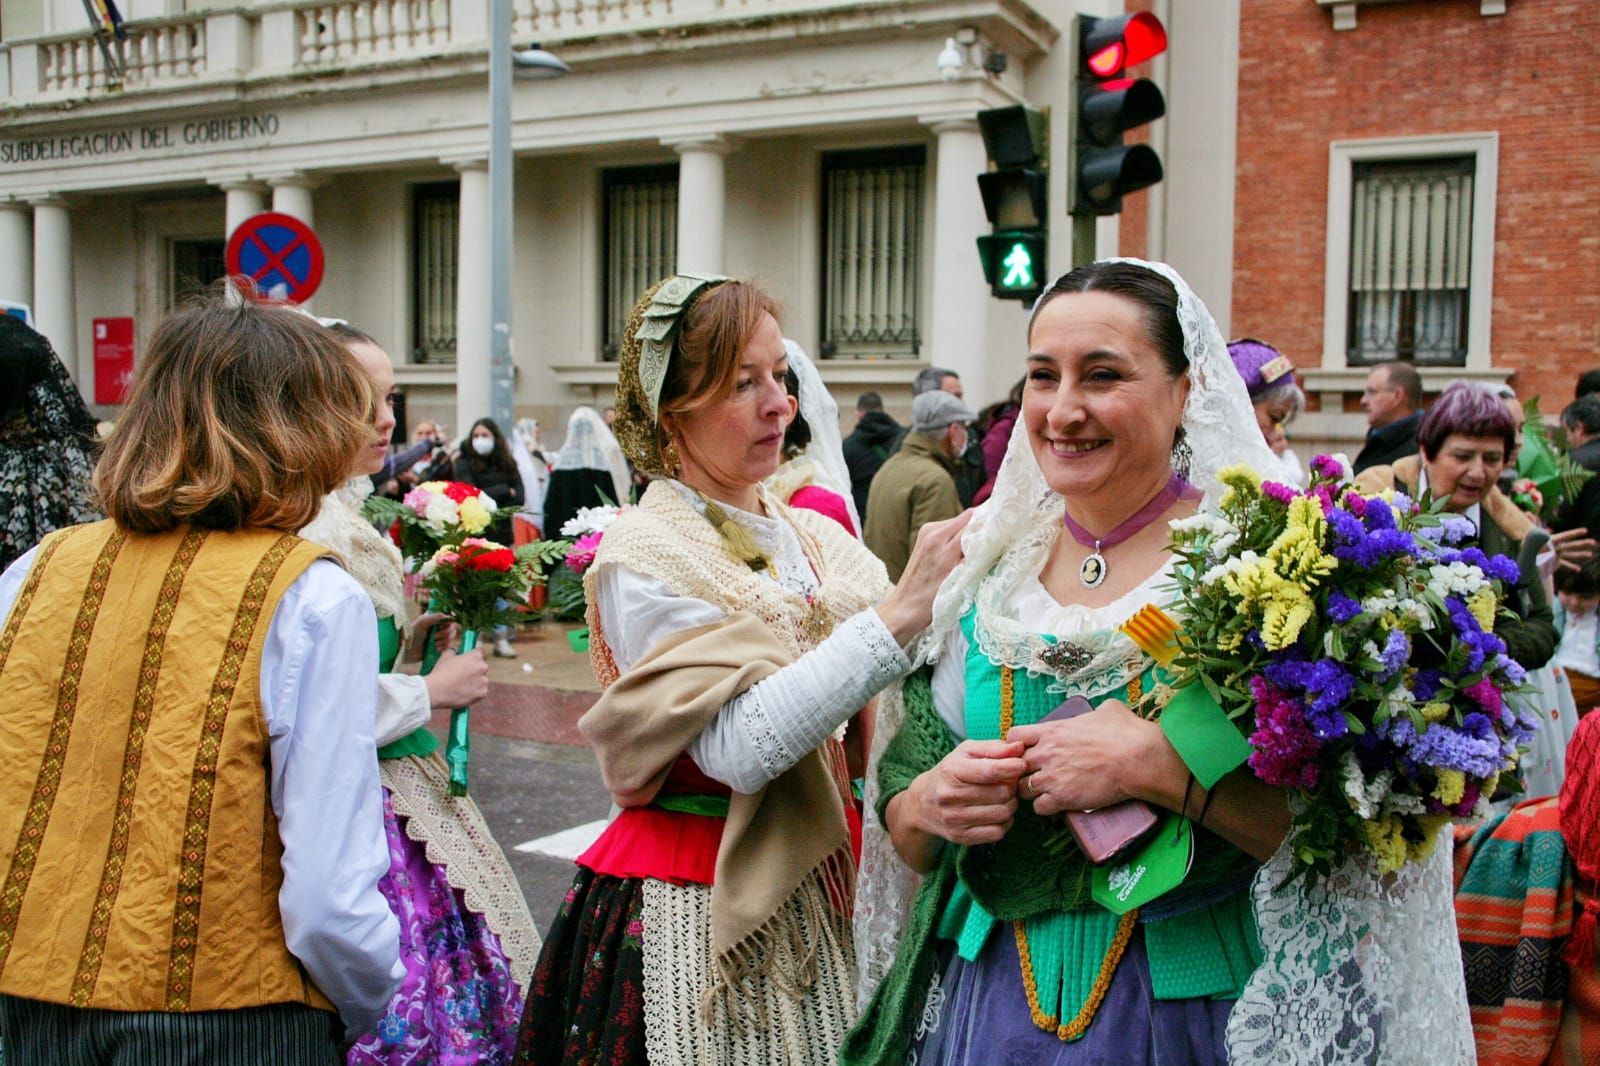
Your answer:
[1082,12,1167,79]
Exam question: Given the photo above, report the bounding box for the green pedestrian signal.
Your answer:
[975,106,1048,304]
[1001,241,1035,290]
[977,231,1045,301]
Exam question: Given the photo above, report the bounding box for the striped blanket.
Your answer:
[1454,797,1586,1065]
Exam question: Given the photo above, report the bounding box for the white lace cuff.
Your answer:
[690,608,911,793]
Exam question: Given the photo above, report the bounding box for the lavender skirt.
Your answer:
[911,926,1233,1066]
[347,789,523,1065]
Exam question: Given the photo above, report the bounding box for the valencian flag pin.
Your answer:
[1119,603,1180,667]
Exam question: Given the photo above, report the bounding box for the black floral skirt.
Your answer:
[515,868,647,1066]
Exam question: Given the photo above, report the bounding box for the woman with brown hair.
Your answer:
[0,294,403,1061]
[513,275,968,1065]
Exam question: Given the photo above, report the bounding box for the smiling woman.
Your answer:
[846,260,1292,1066]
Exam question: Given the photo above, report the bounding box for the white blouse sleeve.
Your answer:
[374,672,433,747]
[260,560,404,1037]
[594,560,911,794]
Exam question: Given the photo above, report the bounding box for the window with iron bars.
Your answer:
[411,180,459,364]
[602,164,679,361]
[1347,156,1473,367]
[820,146,924,359]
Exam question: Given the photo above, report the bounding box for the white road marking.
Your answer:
[514,818,608,860]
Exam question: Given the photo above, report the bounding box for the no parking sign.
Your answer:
[224,211,325,303]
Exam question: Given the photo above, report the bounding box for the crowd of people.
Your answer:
[0,260,1595,1065]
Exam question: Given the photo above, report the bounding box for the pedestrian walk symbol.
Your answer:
[1002,241,1035,290]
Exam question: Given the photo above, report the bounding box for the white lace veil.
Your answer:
[554,406,631,507]
[781,338,863,533]
[852,258,1471,1063]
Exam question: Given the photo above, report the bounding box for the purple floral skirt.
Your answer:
[347,788,523,1065]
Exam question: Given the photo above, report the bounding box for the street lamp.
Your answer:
[487,0,568,433]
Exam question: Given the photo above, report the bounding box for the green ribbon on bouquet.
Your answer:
[445,628,479,796]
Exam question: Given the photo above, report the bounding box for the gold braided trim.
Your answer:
[998,661,1142,1041]
[72,529,208,1005]
[1012,909,1139,1041]
[0,528,72,675]
[0,526,125,976]
[164,534,297,1010]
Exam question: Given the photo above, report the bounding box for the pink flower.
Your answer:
[402,485,432,517]
[566,530,603,575]
[1463,676,1503,717]
[1247,676,1322,789]
[1261,481,1299,505]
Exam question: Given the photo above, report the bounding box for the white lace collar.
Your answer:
[967,504,1175,701]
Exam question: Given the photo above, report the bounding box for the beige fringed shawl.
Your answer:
[579,479,890,1010]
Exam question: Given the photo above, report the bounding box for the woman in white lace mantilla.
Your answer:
[513,275,968,1066]
[846,260,1476,1065]
[302,323,541,1064]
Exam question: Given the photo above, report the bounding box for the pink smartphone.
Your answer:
[1037,696,1160,865]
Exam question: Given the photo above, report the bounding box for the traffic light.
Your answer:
[975,105,1047,303]
[1072,12,1167,218]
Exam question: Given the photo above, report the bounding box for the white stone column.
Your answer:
[453,160,491,437]
[219,180,268,239]
[667,136,731,275]
[30,197,78,379]
[925,117,992,404]
[0,203,33,310]
[268,173,316,226]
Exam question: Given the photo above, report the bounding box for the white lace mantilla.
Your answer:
[1225,799,1474,1064]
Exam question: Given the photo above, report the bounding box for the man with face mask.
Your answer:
[864,389,974,581]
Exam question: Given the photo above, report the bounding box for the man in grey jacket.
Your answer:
[864,390,974,581]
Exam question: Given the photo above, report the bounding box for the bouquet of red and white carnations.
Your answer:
[365,480,499,566]
[366,485,567,795]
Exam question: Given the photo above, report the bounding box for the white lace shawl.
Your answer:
[300,476,409,624]
[853,259,1473,1063]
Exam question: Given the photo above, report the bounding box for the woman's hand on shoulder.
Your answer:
[875,509,974,645]
[1007,699,1180,817]
[902,739,1028,846]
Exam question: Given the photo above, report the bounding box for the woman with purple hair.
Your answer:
[1355,380,1558,674]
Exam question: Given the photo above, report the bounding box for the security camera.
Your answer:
[936,38,964,82]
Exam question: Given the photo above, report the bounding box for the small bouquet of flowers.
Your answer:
[548,504,627,626]
[1158,456,1537,884]
[1508,476,1544,516]
[365,480,499,566]
[415,536,567,795]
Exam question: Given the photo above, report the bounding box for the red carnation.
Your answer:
[461,544,516,572]
[442,481,480,504]
[389,520,403,547]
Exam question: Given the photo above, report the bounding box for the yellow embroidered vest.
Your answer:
[0,521,336,1013]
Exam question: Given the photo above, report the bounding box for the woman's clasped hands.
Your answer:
[1006,698,1166,817]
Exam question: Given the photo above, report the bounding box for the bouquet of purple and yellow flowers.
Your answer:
[1159,455,1536,883]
